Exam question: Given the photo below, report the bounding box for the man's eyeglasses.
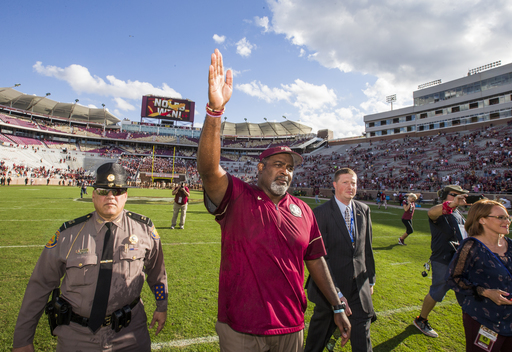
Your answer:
[448,193,460,197]
[486,215,512,222]
[95,188,127,196]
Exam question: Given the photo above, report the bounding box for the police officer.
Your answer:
[13,162,168,352]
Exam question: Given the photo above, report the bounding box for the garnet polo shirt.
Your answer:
[205,173,326,335]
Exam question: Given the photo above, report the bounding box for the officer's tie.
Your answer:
[89,222,114,332]
[345,206,354,247]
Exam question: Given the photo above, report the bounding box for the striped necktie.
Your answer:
[345,206,354,245]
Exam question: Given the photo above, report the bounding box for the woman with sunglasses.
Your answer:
[447,199,512,351]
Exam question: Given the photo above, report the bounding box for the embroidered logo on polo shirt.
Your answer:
[289,204,302,217]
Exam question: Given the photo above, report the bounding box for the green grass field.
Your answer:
[0,186,466,351]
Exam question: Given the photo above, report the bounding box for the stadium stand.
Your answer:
[1,96,511,202]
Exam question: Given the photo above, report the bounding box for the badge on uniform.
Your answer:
[45,231,60,249]
[289,204,302,217]
[129,235,138,244]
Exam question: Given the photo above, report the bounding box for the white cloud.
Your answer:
[299,48,306,57]
[281,79,337,112]
[229,68,242,77]
[236,77,366,138]
[236,38,255,57]
[113,97,136,111]
[33,61,181,101]
[254,16,270,32]
[299,108,365,139]
[236,81,292,103]
[213,34,226,44]
[236,79,336,111]
[267,0,512,120]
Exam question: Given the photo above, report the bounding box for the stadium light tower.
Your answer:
[69,99,79,126]
[102,104,106,134]
[386,94,397,111]
[264,117,278,136]
[26,92,51,112]
[0,83,21,94]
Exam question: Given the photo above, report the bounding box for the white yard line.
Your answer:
[152,336,219,350]
[150,300,457,349]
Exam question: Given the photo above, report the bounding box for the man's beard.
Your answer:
[270,180,289,196]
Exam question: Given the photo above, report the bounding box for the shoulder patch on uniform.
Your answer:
[126,211,152,226]
[45,230,60,249]
[59,213,93,232]
[150,226,160,241]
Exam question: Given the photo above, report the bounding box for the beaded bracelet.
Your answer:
[206,110,223,118]
[442,201,454,215]
[206,103,225,117]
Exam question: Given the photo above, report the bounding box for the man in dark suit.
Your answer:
[305,168,376,352]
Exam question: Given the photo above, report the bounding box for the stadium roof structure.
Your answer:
[0,88,120,125]
[220,120,312,137]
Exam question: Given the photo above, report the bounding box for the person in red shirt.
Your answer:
[398,193,417,245]
[378,190,387,209]
[171,182,190,229]
[197,49,351,352]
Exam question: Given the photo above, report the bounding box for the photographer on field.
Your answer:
[413,185,469,338]
[171,182,190,230]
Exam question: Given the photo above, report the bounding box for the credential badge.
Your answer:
[289,204,302,217]
[129,234,139,244]
[107,174,115,182]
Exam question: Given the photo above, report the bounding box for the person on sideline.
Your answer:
[398,193,417,245]
[314,186,320,203]
[413,185,468,338]
[305,168,376,352]
[13,162,168,352]
[378,190,387,210]
[171,182,190,229]
[447,199,512,351]
[196,49,351,352]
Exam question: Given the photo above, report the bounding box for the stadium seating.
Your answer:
[1,109,511,194]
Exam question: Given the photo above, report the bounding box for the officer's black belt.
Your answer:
[70,297,140,328]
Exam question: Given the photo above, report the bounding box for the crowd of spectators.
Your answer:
[1,111,511,195]
[295,124,512,194]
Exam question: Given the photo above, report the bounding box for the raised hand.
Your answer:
[208,49,233,111]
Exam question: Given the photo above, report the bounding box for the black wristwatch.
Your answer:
[333,302,346,313]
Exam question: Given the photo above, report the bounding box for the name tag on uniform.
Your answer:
[474,325,497,351]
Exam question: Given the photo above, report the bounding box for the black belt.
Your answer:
[70,297,140,328]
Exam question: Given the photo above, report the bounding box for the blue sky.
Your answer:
[3,0,512,138]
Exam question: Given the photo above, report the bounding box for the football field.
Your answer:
[0,186,465,351]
